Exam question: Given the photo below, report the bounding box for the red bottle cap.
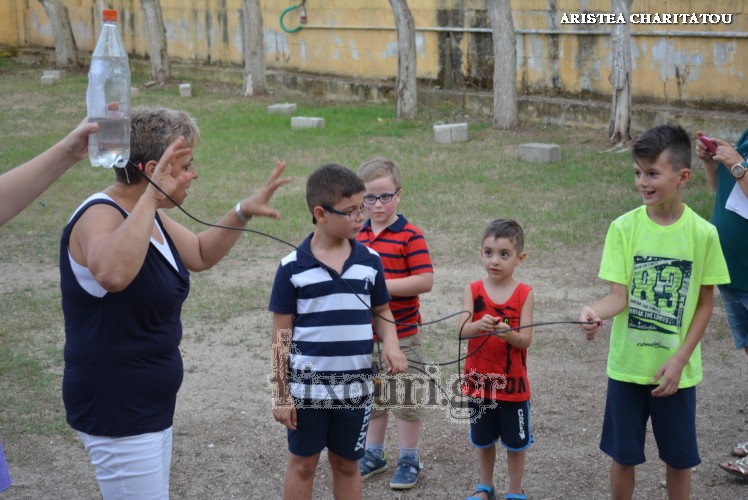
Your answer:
[102,10,118,22]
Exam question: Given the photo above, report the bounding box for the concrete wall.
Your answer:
[2,0,747,108]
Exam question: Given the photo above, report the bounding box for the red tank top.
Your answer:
[462,280,532,402]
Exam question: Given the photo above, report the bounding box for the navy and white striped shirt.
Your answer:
[269,233,390,402]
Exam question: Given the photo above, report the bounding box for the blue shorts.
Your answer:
[287,403,371,460]
[718,285,748,350]
[468,399,533,451]
[600,378,699,469]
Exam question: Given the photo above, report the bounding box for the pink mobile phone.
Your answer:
[697,132,717,154]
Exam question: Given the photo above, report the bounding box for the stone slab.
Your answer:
[519,143,561,163]
[40,75,56,86]
[291,116,325,129]
[434,122,469,143]
[268,103,297,115]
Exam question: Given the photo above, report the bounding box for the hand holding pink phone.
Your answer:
[697,132,717,154]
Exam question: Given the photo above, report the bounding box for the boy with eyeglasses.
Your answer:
[355,156,434,490]
[269,163,407,500]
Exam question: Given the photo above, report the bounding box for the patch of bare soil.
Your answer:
[4,244,747,499]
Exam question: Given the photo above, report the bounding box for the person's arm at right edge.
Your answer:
[579,282,628,340]
[709,135,748,198]
[696,131,747,196]
[271,313,296,430]
[695,130,720,191]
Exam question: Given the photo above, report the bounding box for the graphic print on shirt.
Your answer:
[628,255,692,347]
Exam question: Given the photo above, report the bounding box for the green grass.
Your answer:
[0,61,716,441]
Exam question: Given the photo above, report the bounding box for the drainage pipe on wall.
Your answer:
[295,24,748,39]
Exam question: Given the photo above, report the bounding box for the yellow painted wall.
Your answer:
[5,0,748,106]
[0,0,25,47]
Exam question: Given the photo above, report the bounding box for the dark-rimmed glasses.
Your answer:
[363,190,400,205]
[322,204,367,219]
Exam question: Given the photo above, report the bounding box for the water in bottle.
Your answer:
[87,9,131,168]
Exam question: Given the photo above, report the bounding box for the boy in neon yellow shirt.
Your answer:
[580,124,729,500]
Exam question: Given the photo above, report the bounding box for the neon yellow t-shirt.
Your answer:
[599,205,730,387]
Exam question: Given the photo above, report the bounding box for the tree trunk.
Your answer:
[140,0,171,84]
[608,0,632,145]
[486,0,518,129]
[242,0,266,96]
[95,1,106,20]
[93,0,104,32]
[38,0,78,69]
[388,0,417,120]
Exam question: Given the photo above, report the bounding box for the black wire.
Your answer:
[130,164,608,417]
[133,165,597,371]
[132,163,473,329]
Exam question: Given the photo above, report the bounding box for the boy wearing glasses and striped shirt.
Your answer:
[269,163,407,500]
[356,156,434,490]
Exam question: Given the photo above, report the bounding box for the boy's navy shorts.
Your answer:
[468,399,534,451]
[288,401,372,460]
[600,378,700,469]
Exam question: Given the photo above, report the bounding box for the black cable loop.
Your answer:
[132,163,470,329]
[133,165,597,373]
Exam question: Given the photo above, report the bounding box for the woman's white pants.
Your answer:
[77,427,172,500]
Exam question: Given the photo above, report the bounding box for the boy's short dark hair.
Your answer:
[632,124,691,171]
[306,163,365,214]
[482,219,524,253]
[358,156,402,190]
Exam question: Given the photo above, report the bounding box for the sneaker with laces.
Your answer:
[389,456,423,490]
[359,449,387,480]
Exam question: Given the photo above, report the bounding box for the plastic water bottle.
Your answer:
[87,9,131,168]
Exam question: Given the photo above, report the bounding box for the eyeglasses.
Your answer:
[322,204,367,219]
[363,190,400,205]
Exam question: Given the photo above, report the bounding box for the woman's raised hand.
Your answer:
[237,161,291,219]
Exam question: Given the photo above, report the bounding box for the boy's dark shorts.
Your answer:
[288,401,372,460]
[600,378,699,469]
[468,399,534,451]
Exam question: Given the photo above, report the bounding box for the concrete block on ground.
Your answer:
[434,122,469,143]
[291,117,325,129]
[131,87,139,98]
[268,103,297,115]
[40,75,57,86]
[519,143,561,163]
[43,70,62,80]
[179,83,192,97]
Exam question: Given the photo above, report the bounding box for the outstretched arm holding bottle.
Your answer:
[0,119,98,226]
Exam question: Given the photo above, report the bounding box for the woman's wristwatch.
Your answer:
[235,201,251,223]
[731,162,747,179]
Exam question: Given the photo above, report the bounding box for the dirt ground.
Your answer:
[3,240,747,499]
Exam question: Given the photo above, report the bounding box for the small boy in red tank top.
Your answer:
[458,219,534,500]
